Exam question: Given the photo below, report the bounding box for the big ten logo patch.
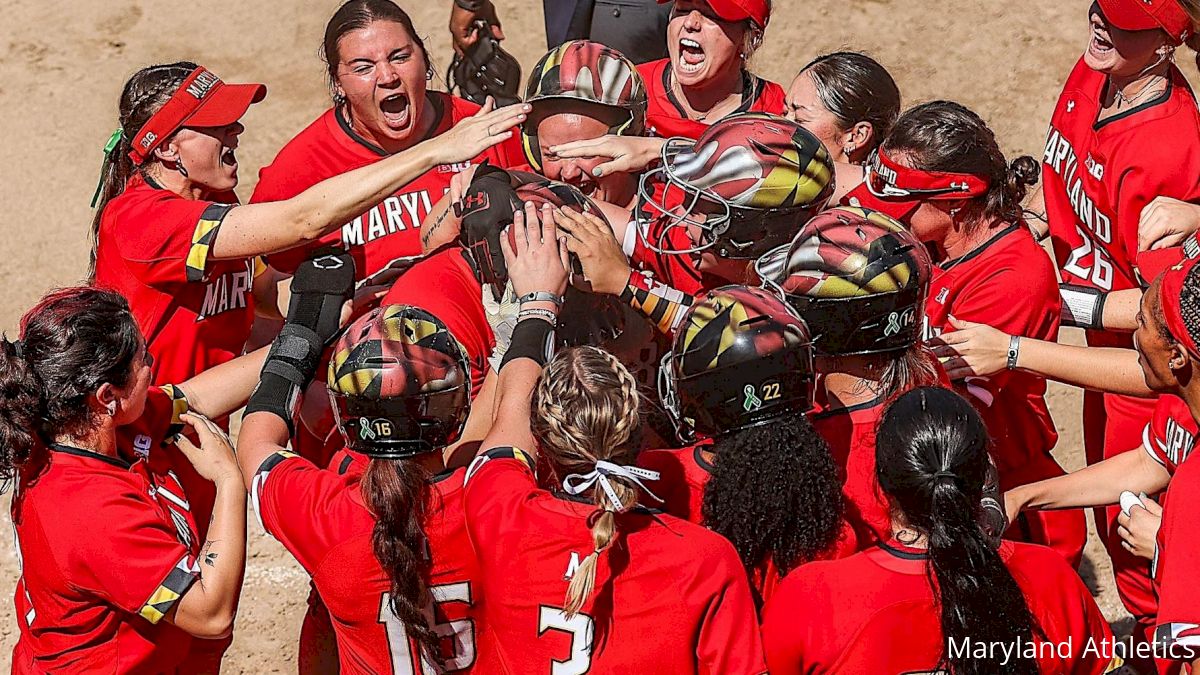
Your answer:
[340,191,435,247]
[198,259,254,320]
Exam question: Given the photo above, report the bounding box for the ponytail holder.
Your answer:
[11,339,24,359]
[932,470,957,484]
[562,460,663,510]
[90,127,125,209]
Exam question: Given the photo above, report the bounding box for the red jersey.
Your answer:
[637,59,786,140]
[1154,451,1200,674]
[12,387,202,674]
[382,247,494,396]
[636,443,857,603]
[1044,58,1200,297]
[253,451,478,674]
[924,225,1063,488]
[811,395,891,546]
[1144,394,1198,475]
[93,174,259,385]
[761,540,1116,675]
[463,447,767,674]
[252,94,521,278]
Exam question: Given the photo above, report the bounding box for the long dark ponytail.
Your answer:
[362,459,437,661]
[875,386,1040,675]
[89,61,198,280]
[702,411,843,587]
[0,287,142,488]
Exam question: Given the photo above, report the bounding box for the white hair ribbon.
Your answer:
[562,460,663,508]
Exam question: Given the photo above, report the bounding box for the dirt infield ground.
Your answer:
[0,0,1178,670]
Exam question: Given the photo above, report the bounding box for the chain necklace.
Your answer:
[1114,74,1166,109]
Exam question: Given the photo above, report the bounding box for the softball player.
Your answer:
[847,100,1087,565]
[463,206,767,674]
[761,387,1116,675]
[783,51,901,166]
[6,287,269,673]
[1041,0,1200,643]
[762,206,944,545]
[641,285,856,604]
[639,0,783,139]
[90,58,527,387]
[252,0,524,280]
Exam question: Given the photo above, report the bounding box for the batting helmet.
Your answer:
[327,305,472,458]
[755,205,932,356]
[522,40,647,171]
[659,285,815,442]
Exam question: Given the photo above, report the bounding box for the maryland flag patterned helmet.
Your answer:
[522,40,647,171]
[327,305,471,459]
[755,205,932,356]
[659,285,814,443]
[637,112,835,260]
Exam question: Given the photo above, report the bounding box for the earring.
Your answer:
[843,145,855,158]
[949,207,962,217]
[176,156,189,178]
[106,401,117,417]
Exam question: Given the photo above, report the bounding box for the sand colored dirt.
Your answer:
[0,0,1176,670]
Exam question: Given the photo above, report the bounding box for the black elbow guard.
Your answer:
[246,248,356,434]
[1059,283,1106,330]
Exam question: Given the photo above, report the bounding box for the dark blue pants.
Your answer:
[543,0,673,64]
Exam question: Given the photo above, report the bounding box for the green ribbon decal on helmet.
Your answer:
[359,417,377,441]
[743,384,763,412]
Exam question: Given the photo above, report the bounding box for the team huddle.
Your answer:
[8,0,1200,672]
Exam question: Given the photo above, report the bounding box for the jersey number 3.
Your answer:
[539,605,595,675]
[379,582,475,674]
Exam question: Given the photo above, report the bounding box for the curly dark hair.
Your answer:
[701,411,843,584]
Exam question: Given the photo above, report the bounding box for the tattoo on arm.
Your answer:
[200,540,219,567]
[422,208,453,249]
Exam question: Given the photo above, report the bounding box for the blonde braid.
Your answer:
[531,346,643,618]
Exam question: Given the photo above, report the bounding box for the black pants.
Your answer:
[543,0,673,65]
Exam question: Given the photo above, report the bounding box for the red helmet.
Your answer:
[755,205,932,356]
[326,305,471,458]
[637,112,835,260]
[522,40,647,171]
[659,285,814,442]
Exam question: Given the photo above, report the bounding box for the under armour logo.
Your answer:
[1067,100,1076,113]
[742,384,763,412]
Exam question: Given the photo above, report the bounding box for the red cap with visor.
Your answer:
[658,0,771,28]
[1158,255,1200,359]
[1097,0,1193,44]
[841,147,991,222]
[129,66,266,165]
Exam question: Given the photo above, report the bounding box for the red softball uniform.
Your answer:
[252,93,521,279]
[382,247,495,395]
[637,442,857,603]
[463,447,768,674]
[811,394,892,546]
[637,59,786,140]
[253,451,479,674]
[93,175,259,385]
[761,540,1117,675]
[12,387,202,674]
[1141,395,1200,674]
[925,224,1086,564]
[1043,56,1200,628]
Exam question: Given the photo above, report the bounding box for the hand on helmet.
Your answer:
[548,135,667,178]
[429,98,529,166]
[554,207,632,296]
[501,202,570,299]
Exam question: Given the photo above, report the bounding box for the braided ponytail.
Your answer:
[531,346,643,618]
[89,62,197,280]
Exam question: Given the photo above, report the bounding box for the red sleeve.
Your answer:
[69,487,199,624]
[1145,396,1180,474]
[760,569,822,674]
[251,451,349,574]
[114,198,235,287]
[463,447,539,547]
[1020,549,1115,674]
[695,544,769,675]
[1155,458,1200,663]
[1117,150,1200,286]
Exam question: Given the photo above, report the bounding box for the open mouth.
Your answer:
[220,146,237,167]
[380,92,411,128]
[1090,28,1114,55]
[678,37,706,74]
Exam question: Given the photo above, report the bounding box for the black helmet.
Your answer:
[755,205,932,356]
[660,285,815,443]
[327,305,471,459]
